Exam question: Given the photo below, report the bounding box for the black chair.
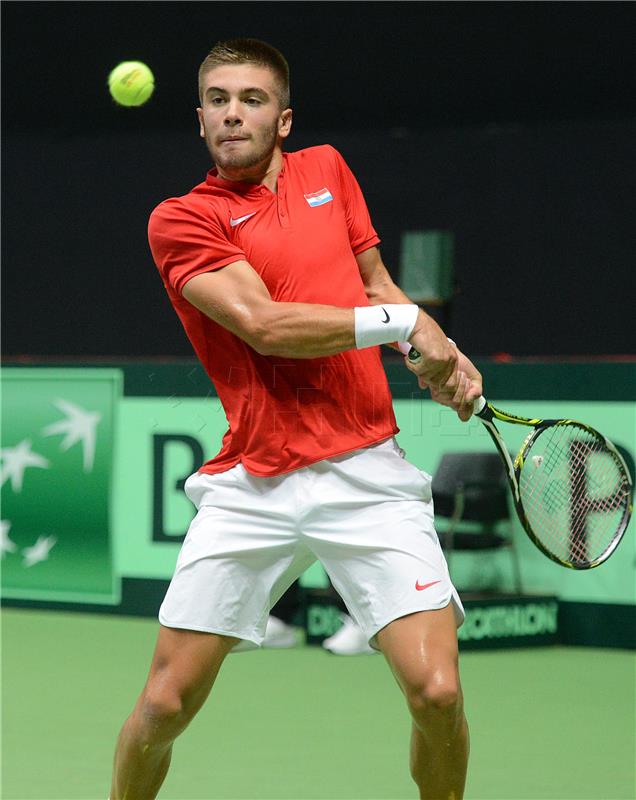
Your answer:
[432,452,523,593]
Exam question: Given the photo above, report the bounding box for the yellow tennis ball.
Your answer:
[108,61,154,107]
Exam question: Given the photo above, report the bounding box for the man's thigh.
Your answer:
[375,604,461,695]
[140,626,238,719]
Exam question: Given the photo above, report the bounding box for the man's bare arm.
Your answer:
[356,246,456,372]
[356,246,414,307]
[356,246,482,418]
[182,260,357,359]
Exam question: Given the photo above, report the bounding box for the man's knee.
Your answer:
[132,684,193,747]
[405,669,462,723]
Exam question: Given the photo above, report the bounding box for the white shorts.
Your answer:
[159,437,465,649]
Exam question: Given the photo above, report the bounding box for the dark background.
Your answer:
[3,1,635,358]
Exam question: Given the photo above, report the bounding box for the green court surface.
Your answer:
[2,609,635,800]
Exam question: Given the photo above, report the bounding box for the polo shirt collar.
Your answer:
[206,155,287,194]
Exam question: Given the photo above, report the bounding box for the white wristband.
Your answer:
[354,304,419,350]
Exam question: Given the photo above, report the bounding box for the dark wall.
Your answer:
[4,2,635,133]
[3,2,635,357]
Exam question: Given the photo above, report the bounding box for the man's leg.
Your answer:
[110,624,238,800]
[375,604,469,800]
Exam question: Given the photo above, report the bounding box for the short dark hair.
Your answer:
[198,38,290,108]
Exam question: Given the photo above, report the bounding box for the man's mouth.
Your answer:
[220,136,249,143]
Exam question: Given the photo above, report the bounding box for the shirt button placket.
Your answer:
[278,187,289,228]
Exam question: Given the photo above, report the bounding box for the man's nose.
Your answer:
[223,98,243,126]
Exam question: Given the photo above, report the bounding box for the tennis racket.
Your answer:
[407,347,633,569]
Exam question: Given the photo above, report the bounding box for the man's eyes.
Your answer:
[208,96,263,106]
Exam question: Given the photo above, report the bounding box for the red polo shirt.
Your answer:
[149,145,398,476]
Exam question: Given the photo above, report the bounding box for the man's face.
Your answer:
[197,64,292,178]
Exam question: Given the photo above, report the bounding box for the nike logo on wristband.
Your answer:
[415,580,441,591]
[230,212,257,227]
[381,307,390,323]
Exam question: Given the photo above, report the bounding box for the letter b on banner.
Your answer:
[153,434,204,542]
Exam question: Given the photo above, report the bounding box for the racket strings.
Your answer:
[518,424,629,565]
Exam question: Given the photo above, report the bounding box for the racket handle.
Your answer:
[473,396,487,415]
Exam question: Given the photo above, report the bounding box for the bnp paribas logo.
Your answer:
[1,400,101,566]
[1,369,120,602]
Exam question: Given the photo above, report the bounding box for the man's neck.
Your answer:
[216,149,283,193]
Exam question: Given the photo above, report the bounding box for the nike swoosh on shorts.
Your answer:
[415,580,441,591]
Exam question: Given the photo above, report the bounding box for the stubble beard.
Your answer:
[208,121,279,175]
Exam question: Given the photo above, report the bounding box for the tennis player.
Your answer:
[110,38,481,800]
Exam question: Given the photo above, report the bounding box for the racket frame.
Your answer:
[476,400,633,570]
[405,345,632,568]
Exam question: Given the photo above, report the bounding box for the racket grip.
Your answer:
[473,396,487,415]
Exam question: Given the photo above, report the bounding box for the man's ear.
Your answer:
[279,108,293,139]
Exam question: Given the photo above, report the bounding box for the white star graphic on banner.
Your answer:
[1,520,17,558]
[42,399,102,472]
[0,440,50,492]
[22,535,57,567]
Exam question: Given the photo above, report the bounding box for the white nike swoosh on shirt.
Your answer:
[230,212,257,227]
